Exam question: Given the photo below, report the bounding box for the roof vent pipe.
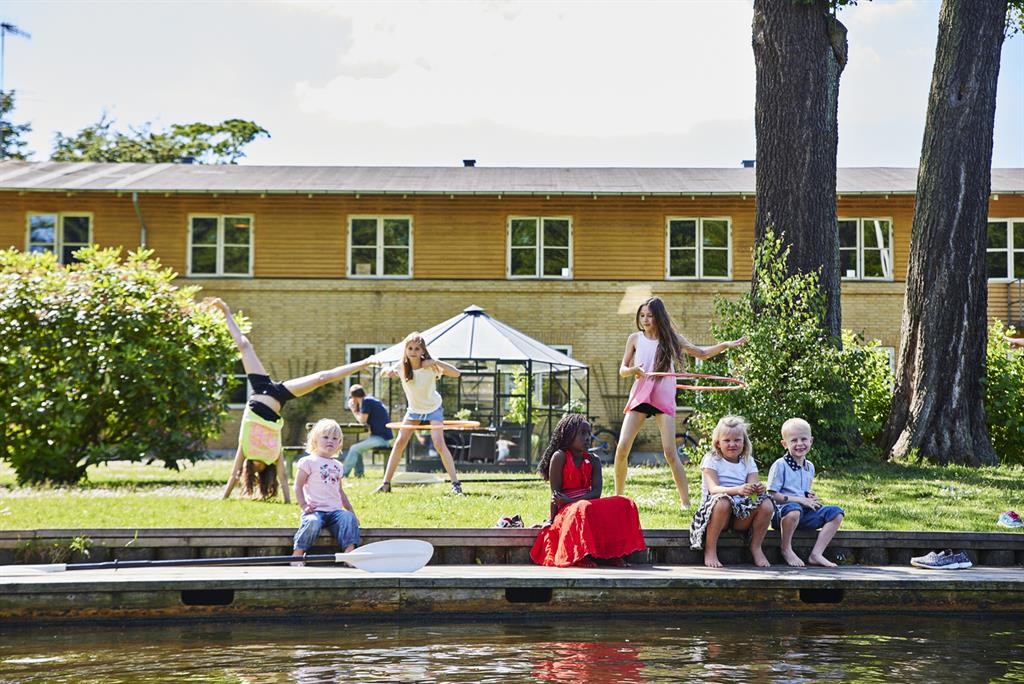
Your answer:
[463,159,476,167]
[741,159,755,168]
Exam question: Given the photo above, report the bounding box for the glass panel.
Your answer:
[223,246,250,274]
[191,246,217,274]
[838,220,858,248]
[191,217,219,245]
[62,245,83,264]
[383,219,410,246]
[1014,222,1024,248]
[702,220,728,248]
[28,244,54,254]
[863,250,883,278]
[351,219,378,246]
[840,249,858,278]
[862,220,890,249]
[542,247,568,277]
[510,248,536,276]
[29,214,56,244]
[669,249,696,277]
[350,248,377,276]
[542,219,569,247]
[228,365,248,404]
[510,219,537,247]
[987,251,1009,279]
[62,216,90,244]
[702,248,728,277]
[1014,252,1024,279]
[224,217,250,245]
[347,347,380,393]
[382,247,409,276]
[987,222,1008,249]
[669,220,696,248]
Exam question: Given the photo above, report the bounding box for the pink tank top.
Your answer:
[623,334,677,416]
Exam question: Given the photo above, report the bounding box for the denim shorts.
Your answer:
[772,502,844,530]
[404,406,445,423]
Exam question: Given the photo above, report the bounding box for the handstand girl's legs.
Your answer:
[613,411,647,496]
[654,413,690,509]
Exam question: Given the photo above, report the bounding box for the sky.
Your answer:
[3,0,1022,168]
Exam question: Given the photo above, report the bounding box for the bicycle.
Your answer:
[588,412,700,464]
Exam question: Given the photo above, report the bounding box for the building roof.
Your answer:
[0,161,1021,196]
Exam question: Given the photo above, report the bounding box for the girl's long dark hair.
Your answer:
[402,332,434,381]
[537,413,588,480]
[242,461,279,499]
[637,297,683,373]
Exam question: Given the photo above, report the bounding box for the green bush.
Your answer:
[985,321,1024,465]
[689,229,893,469]
[0,247,238,484]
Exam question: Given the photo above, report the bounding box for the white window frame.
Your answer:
[347,216,413,279]
[25,211,93,264]
[838,217,894,281]
[534,344,574,405]
[986,218,1024,283]
[186,213,254,277]
[345,343,390,395]
[506,216,573,280]
[665,217,732,281]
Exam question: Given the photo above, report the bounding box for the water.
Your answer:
[1,615,1022,683]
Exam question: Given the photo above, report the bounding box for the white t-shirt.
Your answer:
[296,454,344,512]
[402,366,444,413]
[700,452,758,502]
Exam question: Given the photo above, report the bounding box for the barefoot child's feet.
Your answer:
[808,553,837,568]
[782,549,806,567]
[751,548,771,568]
[574,556,598,568]
[606,557,630,568]
[704,552,724,569]
[290,550,306,567]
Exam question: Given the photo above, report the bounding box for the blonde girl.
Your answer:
[291,419,359,564]
[688,415,774,568]
[373,333,463,495]
[613,296,747,509]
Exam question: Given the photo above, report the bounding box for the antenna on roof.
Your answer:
[0,22,31,94]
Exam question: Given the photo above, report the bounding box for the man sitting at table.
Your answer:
[343,385,393,478]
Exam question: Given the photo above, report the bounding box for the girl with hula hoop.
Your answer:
[614,297,747,509]
[208,298,370,502]
[373,332,464,495]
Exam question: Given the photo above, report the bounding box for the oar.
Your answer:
[0,539,433,576]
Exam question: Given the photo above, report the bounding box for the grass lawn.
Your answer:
[1,459,1022,531]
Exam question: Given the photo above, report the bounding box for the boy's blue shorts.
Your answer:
[772,503,844,530]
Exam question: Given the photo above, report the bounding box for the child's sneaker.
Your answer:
[450,481,463,496]
[998,511,1023,528]
[910,549,971,569]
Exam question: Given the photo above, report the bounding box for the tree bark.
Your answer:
[882,0,1007,466]
[752,0,846,340]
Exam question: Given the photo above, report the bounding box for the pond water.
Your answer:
[2,615,1021,683]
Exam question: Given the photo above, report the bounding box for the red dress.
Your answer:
[530,450,647,567]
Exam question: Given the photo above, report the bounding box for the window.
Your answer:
[226,361,250,409]
[666,218,731,280]
[535,345,574,406]
[839,218,893,280]
[508,217,572,279]
[26,212,92,264]
[986,218,1024,280]
[348,217,412,278]
[346,344,390,395]
[188,214,253,276]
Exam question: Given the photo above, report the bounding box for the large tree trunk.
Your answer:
[882,0,1006,466]
[752,0,846,340]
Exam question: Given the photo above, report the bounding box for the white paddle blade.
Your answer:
[336,539,433,573]
[0,563,67,576]
[391,472,445,486]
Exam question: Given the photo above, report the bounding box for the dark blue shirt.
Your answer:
[360,396,393,440]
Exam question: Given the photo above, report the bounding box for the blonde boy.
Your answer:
[766,418,845,567]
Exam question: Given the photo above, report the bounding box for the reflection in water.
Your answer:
[1,615,1022,683]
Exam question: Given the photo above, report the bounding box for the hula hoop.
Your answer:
[646,371,747,391]
[385,420,482,431]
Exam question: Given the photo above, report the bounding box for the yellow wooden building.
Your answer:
[1,161,1022,449]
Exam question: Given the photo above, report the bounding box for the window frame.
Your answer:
[186,213,255,278]
[226,361,251,410]
[25,211,94,264]
[665,216,733,281]
[345,343,391,395]
[506,216,574,280]
[986,218,1024,283]
[534,344,574,406]
[346,215,414,279]
[838,216,894,282]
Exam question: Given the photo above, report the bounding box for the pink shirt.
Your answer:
[623,333,677,416]
[296,454,344,512]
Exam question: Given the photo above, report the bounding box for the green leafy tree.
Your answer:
[51,115,269,164]
[984,321,1024,465]
[689,229,893,469]
[0,90,32,160]
[0,247,238,484]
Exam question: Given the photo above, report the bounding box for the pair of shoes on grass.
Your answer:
[910,548,972,569]
[998,511,1023,528]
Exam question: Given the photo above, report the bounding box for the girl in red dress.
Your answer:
[531,414,647,568]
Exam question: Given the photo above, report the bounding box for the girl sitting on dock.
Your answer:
[208,297,369,502]
[531,414,646,568]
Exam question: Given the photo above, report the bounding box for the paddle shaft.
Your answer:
[56,553,341,571]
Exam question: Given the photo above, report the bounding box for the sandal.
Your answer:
[372,481,392,494]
